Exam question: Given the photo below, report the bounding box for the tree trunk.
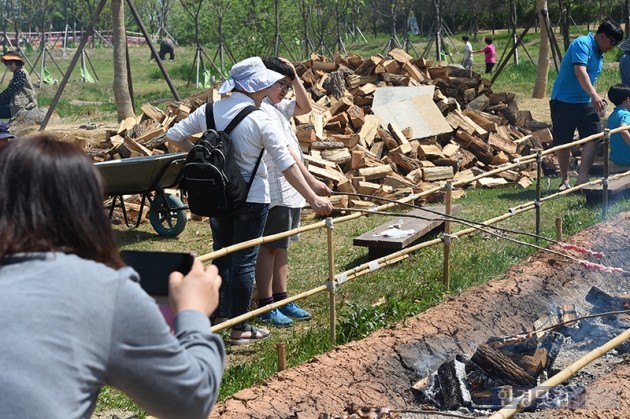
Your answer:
[111,0,135,121]
[532,0,550,99]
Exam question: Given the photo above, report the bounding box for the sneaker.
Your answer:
[279,302,312,320]
[258,308,293,328]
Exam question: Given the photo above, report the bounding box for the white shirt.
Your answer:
[463,41,473,62]
[261,98,306,209]
[166,93,296,204]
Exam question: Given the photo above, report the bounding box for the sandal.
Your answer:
[230,323,270,345]
[558,180,571,192]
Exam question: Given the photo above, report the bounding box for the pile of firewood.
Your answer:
[87,48,555,208]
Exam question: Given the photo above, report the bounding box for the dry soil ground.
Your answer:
[78,96,630,419]
[205,209,630,419]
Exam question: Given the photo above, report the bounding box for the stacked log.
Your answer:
[86,89,218,162]
[290,49,552,207]
[88,49,553,208]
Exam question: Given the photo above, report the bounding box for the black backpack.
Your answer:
[180,103,264,217]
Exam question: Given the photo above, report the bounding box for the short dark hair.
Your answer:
[484,37,493,44]
[262,57,295,81]
[0,134,123,268]
[5,60,23,68]
[462,35,469,42]
[597,19,623,43]
[607,83,630,106]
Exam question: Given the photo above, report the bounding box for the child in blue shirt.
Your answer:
[607,84,630,168]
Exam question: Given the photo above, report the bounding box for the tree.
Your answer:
[532,0,550,99]
[111,0,135,121]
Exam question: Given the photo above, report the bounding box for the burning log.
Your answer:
[471,343,537,386]
[586,286,630,312]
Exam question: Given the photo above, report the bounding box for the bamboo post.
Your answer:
[277,343,286,372]
[602,128,610,219]
[325,217,337,344]
[535,150,542,244]
[442,181,453,291]
[555,217,563,241]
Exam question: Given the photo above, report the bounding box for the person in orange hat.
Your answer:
[0,51,37,121]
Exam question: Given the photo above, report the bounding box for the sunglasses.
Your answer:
[607,35,619,47]
[275,81,293,92]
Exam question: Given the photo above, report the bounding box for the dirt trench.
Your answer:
[210,210,630,419]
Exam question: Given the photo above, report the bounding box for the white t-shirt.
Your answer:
[166,93,296,204]
[261,98,306,209]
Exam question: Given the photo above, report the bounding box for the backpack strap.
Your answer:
[205,103,258,134]
[205,103,264,195]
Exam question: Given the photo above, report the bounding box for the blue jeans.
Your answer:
[211,202,269,321]
[0,104,11,119]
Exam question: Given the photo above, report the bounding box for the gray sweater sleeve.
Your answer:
[107,278,225,419]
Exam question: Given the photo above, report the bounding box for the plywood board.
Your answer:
[372,86,453,140]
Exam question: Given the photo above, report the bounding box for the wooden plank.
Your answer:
[358,114,379,147]
[582,173,630,204]
[353,204,462,257]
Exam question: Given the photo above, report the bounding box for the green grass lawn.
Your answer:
[11,28,626,417]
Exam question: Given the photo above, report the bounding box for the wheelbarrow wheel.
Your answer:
[149,193,187,237]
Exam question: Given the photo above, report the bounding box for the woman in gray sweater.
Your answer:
[0,134,225,419]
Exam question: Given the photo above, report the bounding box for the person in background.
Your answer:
[618,37,630,86]
[166,57,333,345]
[255,57,331,327]
[606,84,630,171]
[0,51,37,121]
[473,37,496,73]
[461,35,473,72]
[151,38,176,61]
[0,134,225,419]
[0,121,15,147]
[550,19,623,190]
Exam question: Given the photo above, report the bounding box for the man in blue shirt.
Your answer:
[619,38,630,87]
[550,20,623,190]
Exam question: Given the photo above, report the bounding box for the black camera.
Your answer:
[120,250,195,296]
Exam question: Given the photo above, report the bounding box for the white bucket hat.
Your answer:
[218,57,284,94]
[618,37,630,52]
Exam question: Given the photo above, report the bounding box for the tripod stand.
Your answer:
[297,0,322,59]
[80,48,99,83]
[273,0,297,61]
[187,45,219,88]
[30,40,65,86]
[382,3,402,55]
[208,12,236,81]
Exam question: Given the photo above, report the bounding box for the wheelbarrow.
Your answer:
[95,152,188,237]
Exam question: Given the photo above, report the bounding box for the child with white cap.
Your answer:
[166,56,333,344]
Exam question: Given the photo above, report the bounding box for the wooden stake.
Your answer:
[277,343,286,372]
[442,182,452,292]
[535,150,542,243]
[602,128,610,220]
[555,217,563,241]
[326,217,336,344]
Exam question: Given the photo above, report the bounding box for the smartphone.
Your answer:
[120,250,195,296]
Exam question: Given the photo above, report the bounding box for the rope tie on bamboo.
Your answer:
[367,260,379,271]
[330,272,348,292]
[325,217,334,229]
[602,177,609,188]
[441,233,456,245]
